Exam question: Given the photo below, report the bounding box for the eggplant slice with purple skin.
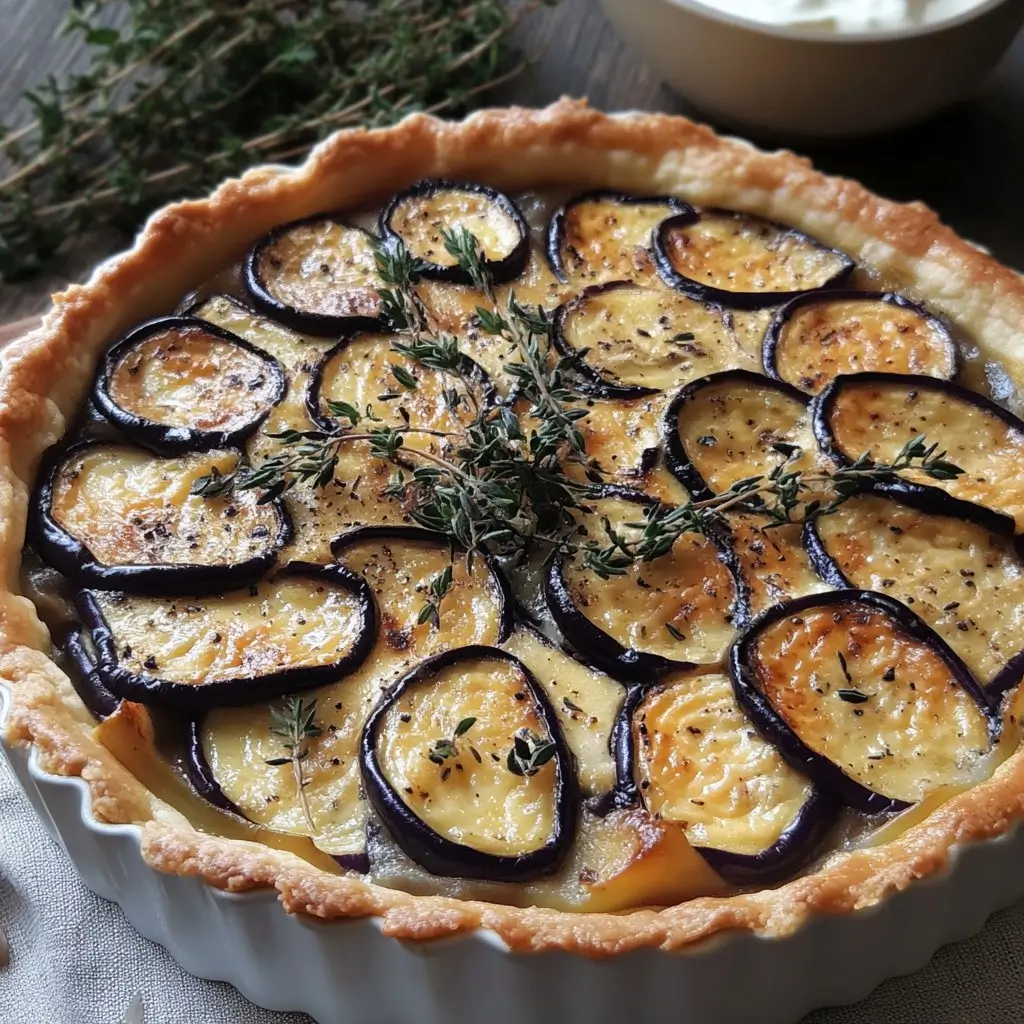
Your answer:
[729,589,1001,815]
[546,488,747,682]
[61,625,120,720]
[607,672,836,886]
[379,179,529,285]
[804,493,1024,697]
[551,281,748,399]
[813,371,1024,530]
[78,561,376,711]
[361,645,580,882]
[654,208,854,311]
[244,216,388,336]
[306,332,497,433]
[93,316,286,454]
[763,290,958,395]
[663,368,816,501]
[545,190,696,286]
[32,440,290,595]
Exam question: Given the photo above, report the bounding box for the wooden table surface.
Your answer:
[3,4,1024,1024]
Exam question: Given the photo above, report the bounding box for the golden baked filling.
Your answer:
[23,170,1024,913]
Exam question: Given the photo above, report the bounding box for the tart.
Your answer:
[3,100,1024,959]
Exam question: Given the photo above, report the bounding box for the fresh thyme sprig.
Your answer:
[265,696,322,831]
[417,565,454,628]
[428,716,478,775]
[506,728,557,777]
[0,0,546,282]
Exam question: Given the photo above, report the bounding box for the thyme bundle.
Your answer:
[0,0,543,281]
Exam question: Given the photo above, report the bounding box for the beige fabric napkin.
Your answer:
[2,751,1024,1024]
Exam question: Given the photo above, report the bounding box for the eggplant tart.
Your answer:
[4,101,1024,956]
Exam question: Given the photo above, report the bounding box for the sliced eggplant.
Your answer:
[78,562,376,710]
[546,190,695,286]
[664,369,817,500]
[730,590,1000,813]
[331,525,513,650]
[552,282,748,398]
[33,441,288,594]
[616,671,835,885]
[379,180,529,284]
[361,645,580,881]
[654,209,854,311]
[502,624,624,799]
[547,491,745,681]
[806,494,1024,695]
[306,332,494,433]
[764,291,957,395]
[244,216,387,336]
[571,392,665,485]
[93,316,285,453]
[62,625,120,720]
[814,372,1024,529]
[726,510,828,617]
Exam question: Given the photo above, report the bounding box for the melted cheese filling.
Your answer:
[378,658,557,856]
[827,380,1024,527]
[636,672,815,856]
[389,189,521,266]
[255,220,383,319]
[660,212,848,296]
[51,446,282,567]
[108,324,279,432]
[815,495,1024,686]
[751,602,993,803]
[560,284,750,391]
[674,377,817,494]
[91,577,366,687]
[774,298,954,395]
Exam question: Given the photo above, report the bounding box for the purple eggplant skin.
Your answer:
[378,179,530,286]
[544,190,697,285]
[801,497,1024,700]
[762,290,959,389]
[77,561,377,712]
[653,209,855,311]
[331,524,515,645]
[29,439,292,597]
[184,718,372,873]
[729,588,1001,816]
[92,317,286,455]
[61,625,121,721]
[360,644,580,882]
[601,682,837,885]
[244,215,388,337]
[812,371,1024,524]
[545,487,750,683]
[305,338,499,433]
[662,368,810,502]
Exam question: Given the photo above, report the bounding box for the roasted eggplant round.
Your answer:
[379,180,529,284]
[663,368,815,500]
[729,590,1000,814]
[763,291,957,395]
[813,372,1024,529]
[551,281,747,399]
[805,494,1024,696]
[361,645,580,881]
[547,490,746,682]
[78,561,376,710]
[32,441,289,595]
[546,190,696,286]
[62,625,120,720]
[244,216,388,336]
[654,209,854,311]
[93,316,286,453]
[306,332,495,433]
[610,672,835,885]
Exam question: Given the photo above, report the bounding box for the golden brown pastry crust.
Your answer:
[4,99,1024,955]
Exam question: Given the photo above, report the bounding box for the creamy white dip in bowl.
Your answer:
[600,0,1024,138]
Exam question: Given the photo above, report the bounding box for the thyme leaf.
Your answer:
[265,696,322,831]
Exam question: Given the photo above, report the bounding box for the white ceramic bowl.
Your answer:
[599,0,1024,138]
